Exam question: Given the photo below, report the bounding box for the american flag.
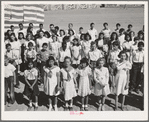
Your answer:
[4,4,44,31]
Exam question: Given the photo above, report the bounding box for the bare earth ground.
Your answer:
[5,7,144,111]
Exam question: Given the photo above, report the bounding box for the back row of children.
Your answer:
[4,22,144,111]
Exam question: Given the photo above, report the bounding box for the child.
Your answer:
[87,23,98,42]
[37,43,55,84]
[25,33,36,49]
[23,61,40,111]
[108,32,118,51]
[118,28,125,50]
[60,56,77,111]
[129,31,135,42]
[107,41,121,92]
[131,37,139,52]
[71,38,81,69]
[95,32,104,50]
[68,29,75,43]
[101,22,111,44]
[130,42,144,94]
[115,23,121,34]
[66,23,76,36]
[5,55,16,106]
[76,58,92,111]
[114,51,132,111]
[137,31,144,42]
[58,41,71,68]
[24,42,37,66]
[126,24,133,34]
[82,33,92,58]
[58,29,65,43]
[94,58,110,111]
[5,44,14,64]
[43,56,60,111]
[77,27,84,39]
[88,41,103,70]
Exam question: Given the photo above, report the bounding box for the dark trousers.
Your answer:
[40,61,46,83]
[5,76,15,104]
[130,62,144,90]
[15,65,20,86]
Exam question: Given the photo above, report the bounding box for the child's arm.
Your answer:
[24,76,32,88]
[93,70,104,86]
[31,76,38,88]
[33,51,37,62]
[56,71,60,90]
[125,70,130,90]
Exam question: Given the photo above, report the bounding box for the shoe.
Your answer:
[7,103,11,107]
[80,107,84,111]
[64,107,69,111]
[114,107,118,111]
[101,105,105,111]
[27,106,32,111]
[84,107,88,111]
[97,105,102,111]
[48,106,52,111]
[34,106,38,111]
[54,106,58,111]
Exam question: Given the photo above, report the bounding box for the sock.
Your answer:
[65,103,69,107]
[29,102,32,107]
[85,105,88,108]
[49,104,52,108]
[69,102,73,107]
[35,102,38,107]
[82,104,85,108]
[54,104,57,108]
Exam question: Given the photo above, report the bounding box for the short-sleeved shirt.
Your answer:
[88,49,103,61]
[59,47,71,62]
[25,40,36,49]
[122,41,134,50]
[38,49,54,62]
[87,28,98,41]
[36,37,50,50]
[24,68,38,80]
[108,49,121,63]
[101,28,111,38]
[132,49,144,63]
[10,41,21,50]
[5,50,14,59]
[24,49,37,59]
[5,63,16,78]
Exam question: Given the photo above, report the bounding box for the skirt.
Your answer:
[23,79,40,98]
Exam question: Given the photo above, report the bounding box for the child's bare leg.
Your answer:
[27,94,33,111]
[84,95,89,111]
[97,96,102,111]
[53,96,58,111]
[48,96,52,111]
[121,95,125,111]
[101,95,106,111]
[81,97,85,110]
[115,95,118,110]
[34,95,38,111]
[65,101,69,111]
[69,99,73,111]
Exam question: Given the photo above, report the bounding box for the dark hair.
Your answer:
[27,26,33,33]
[134,37,139,41]
[63,36,70,42]
[129,31,135,40]
[26,33,33,40]
[44,31,51,38]
[85,33,92,40]
[98,32,104,40]
[18,32,25,39]
[96,57,106,66]
[46,56,55,67]
[113,41,119,46]
[26,60,34,69]
[80,33,86,40]
[68,29,75,35]
[62,41,67,50]
[9,33,17,42]
[19,23,23,26]
[110,32,118,41]
[64,56,71,63]
[128,24,133,28]
[55,26,59,30]
[116,23,121,26]
[68,23,73,26]
[90,23,95,26]
[6,43,11,49]
[60,29,65,35]
[28,42,33,47]
[119,28,125,33]
[103,22,108,26]
[118,50,128,59]
[39,23,43,26]
[50,24,54,27]
[52,35,58,41]
[91,41,96,46]
[138,41,144,47]
[10,25,14,28]
[42,43,48,47]
[80,57,88,65]
[125,33,131,41]
[79,27,83,30]
[138,31,144,40]
[72,38,80,46]
[29,23,33,26]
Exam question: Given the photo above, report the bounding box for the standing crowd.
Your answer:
[4,22,144,111]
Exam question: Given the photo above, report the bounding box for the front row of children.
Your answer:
[5,50,131,111]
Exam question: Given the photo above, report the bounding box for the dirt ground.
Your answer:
[5,7,144,111]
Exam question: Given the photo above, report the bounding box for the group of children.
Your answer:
[4,22,144,111]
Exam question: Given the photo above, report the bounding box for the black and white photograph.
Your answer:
[1,1,148,121]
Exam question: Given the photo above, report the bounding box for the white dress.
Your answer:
[82,40,91,58]
[71,46,81,64]
[61,68,77,101]
[114,61,132,96]
[51,42,60,58]
[77,66,91,97]
[94,67,110,96]
[43,66,60,96]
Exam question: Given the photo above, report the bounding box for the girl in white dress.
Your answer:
[114,51,132,111]
[71,38,81,68]
[58,29,65,43]
[60,57,77,111]
[43,56,60,111]
[82,33,92,58]
[76,58,92,111]
[94,58,110,111]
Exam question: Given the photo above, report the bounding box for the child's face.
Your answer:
[28,45,33,50]
[73,39,78,45]
[27,35,31,40]
[104,24,108,28]
[44,34,48,38]
[128,26,132,29]
[126,35,130,41]
[7,46,11,52]
[40,25,43,29]
[79,28,83,33]
[60,31,64,36]
[98,60,104,68]
[116,25,120,29]
[120,53,127,61]
[113,45,118,50]
[39,32,44,37]
[100,34,104,39]
[91,24,94,29]
[86,35,90,41]
[69,31,73,36]
[19,24,23,30]
[139,34,143,39]
[48,60,54,67]
[10,35,15,41]
[113,34,116,40]
[91,44,96,50]
[130,32,134,37]
[138,45,144,51]
[52,36,57,42]
[134,39,139,44]
[42,45,47,50]
[68,24,73,29]
[64,59,71,67]
[4,59,9,66]
[81,62,87,69]
[28,62,33,69]
[63,43,67,49]
[19,34,23,39]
